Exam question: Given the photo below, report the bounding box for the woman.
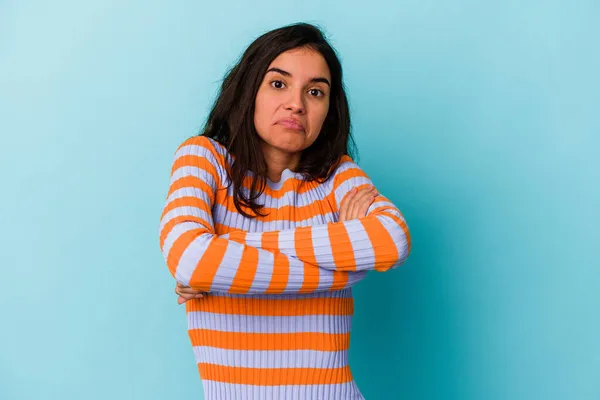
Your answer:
[159,22,411,400]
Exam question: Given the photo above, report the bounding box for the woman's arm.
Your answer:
[158,136,367,294]
[222,156,411,272]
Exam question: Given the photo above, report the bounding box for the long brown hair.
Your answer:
[200,22,357,218]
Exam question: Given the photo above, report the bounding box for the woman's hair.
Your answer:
[200,22,357,218]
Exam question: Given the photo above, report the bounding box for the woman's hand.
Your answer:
[175,282,207,305]
[339,186,378,222]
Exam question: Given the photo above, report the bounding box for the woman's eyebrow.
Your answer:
[266,67,331,87]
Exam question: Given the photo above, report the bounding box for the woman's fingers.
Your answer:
[175,283,207,304]
[349,187,370,217]
[178,286,204,295]
[177,292,196,300]
[178,295,202,305]
[357,189,376,217]
[176,282,203,294]
[338,186,378,222]
[339,187,357,222]
[348,187,376,219]
[177,293,205,305]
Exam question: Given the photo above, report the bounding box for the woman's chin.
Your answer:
[268,139,306,153]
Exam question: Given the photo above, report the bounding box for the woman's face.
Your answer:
[254,47,331,155]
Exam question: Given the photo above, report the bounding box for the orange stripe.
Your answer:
[327,222,356,272]
[360,217,398,272]
[323,269,354,290]
[260,232,288,294]
[332,165,368,194]
[164,228,203,276]
[265,252,290,294]
[363,193,411,255]
[295,227,319,293]
[159,215,211,249]
[227,230,245,244]
[331,266,349,289]
[380,211,412,254]
[161,194,211,222]
[262,231,279,249]
[214,223,241,235]
[207,230,353,294]
[199,137,227,170]
[228,231,260,294]
[187,236,229,291]
[166,175,214,202]
[177,136,226,171]
[171,154,220,188]
[185,295,354,316]
[198,364,353,385]
[189,330,350,351]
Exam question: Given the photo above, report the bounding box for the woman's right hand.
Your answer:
[339,186,378,222]
[175,282,207,305]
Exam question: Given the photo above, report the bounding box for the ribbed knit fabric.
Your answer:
[159,136,411,399]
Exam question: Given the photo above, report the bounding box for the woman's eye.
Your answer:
[271,80,285,89]
[309,88,324,97]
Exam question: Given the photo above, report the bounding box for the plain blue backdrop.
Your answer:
[1,1,598,399]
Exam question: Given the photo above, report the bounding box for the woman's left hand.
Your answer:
[339,186,378,222]
[175,282,207,305]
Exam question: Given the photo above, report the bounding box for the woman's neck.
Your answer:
[261,142,301,183]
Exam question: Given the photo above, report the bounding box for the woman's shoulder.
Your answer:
[175,135,231,168]
[331,154,363,176]
[329,154,371,186]
[176,135,224,153]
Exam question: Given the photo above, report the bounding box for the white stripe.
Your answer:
[187,312,352,333]
[312,224,335,269]
[334,175,372,206]
[165,186,210,206]
[367,200,395,213]
[193,347,349,369]
[247,247,274,294]
[344,220,376,270]
[175,233,214,285]
[170,164,219,188]
[159,205,213,235]
[209,287,353,300]
[345,271,367,289]
[375,214,410,269]
[174,143,221,179]
[201,380,365,399]
[208,240,242,292]
[316,261,335,291]
[161,220,206,264]
[212,203,337,231]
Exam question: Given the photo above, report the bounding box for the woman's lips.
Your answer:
[277,118,304,131]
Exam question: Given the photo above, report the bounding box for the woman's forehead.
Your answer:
[267,48,331,80]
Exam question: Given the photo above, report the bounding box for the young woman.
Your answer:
[159,22,411,400]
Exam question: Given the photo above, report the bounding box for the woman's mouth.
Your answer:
[276,118,304,131]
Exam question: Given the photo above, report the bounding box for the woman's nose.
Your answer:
[284,90,305,113]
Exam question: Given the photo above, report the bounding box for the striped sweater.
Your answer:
[158,135,411,399]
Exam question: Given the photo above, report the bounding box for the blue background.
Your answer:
[1,1,598,399]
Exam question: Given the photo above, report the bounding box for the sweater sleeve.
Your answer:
[222,156,411,272]
[158,136,367,294]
